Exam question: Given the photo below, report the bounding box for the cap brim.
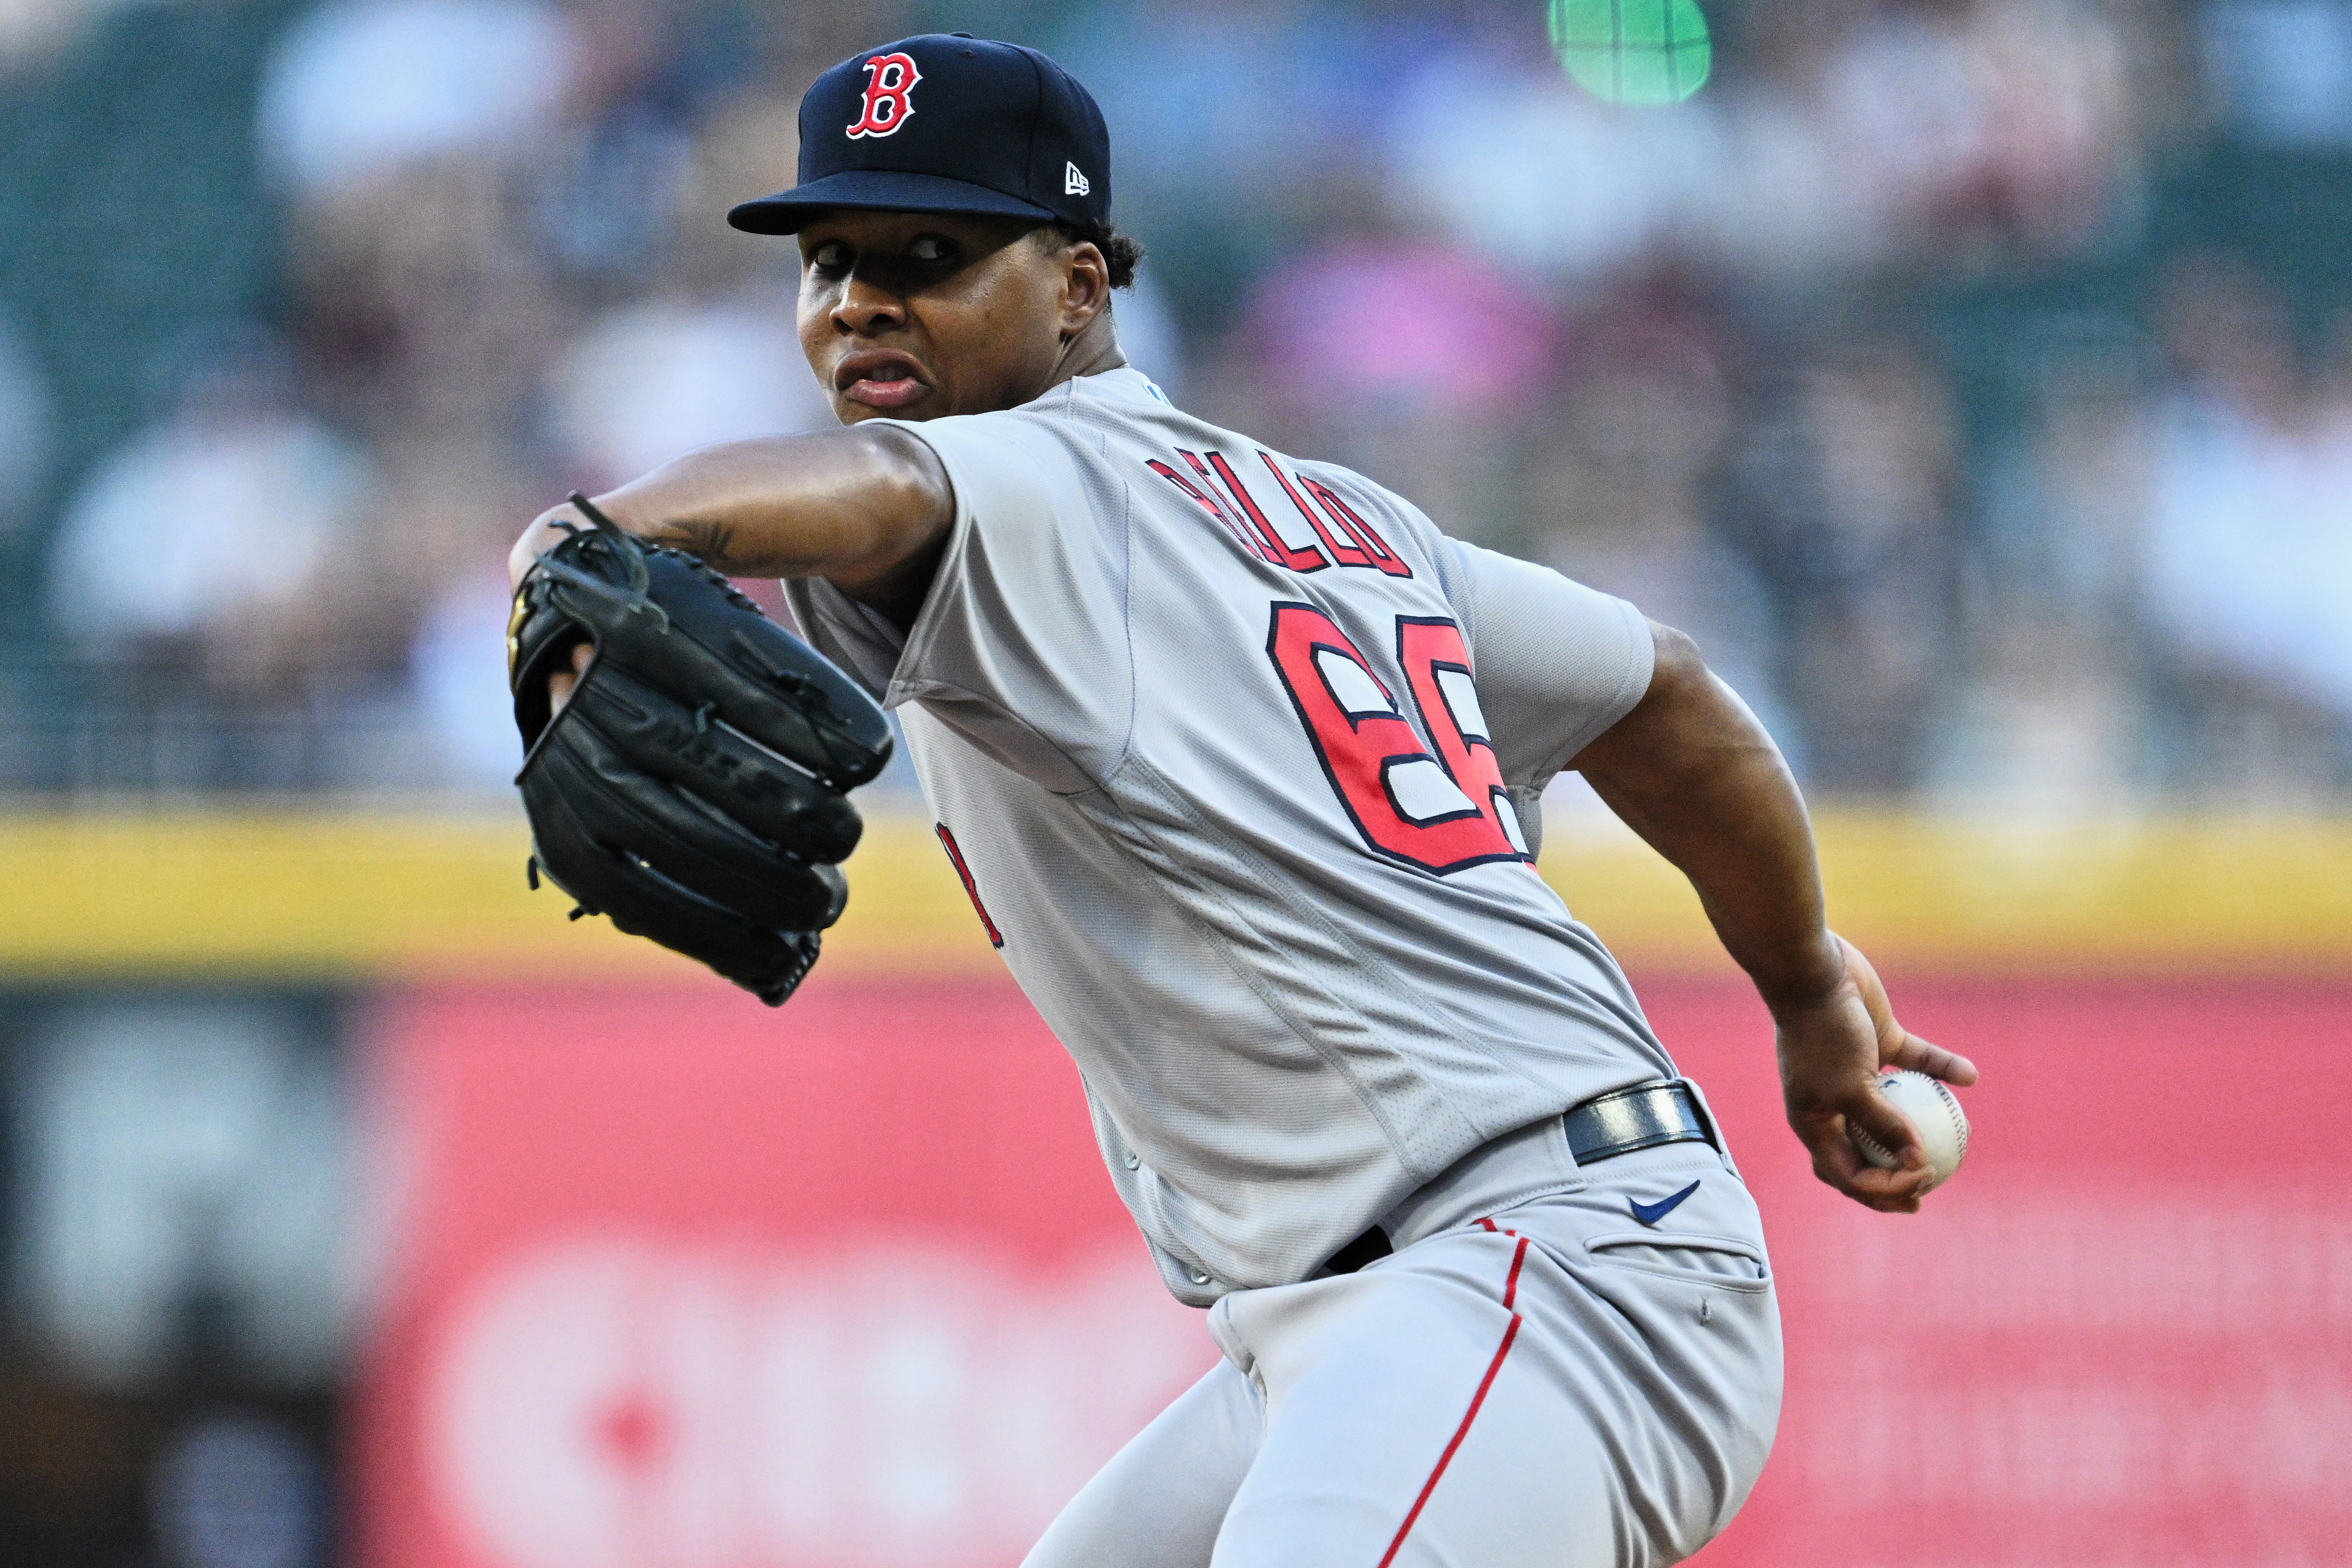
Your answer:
[727,170,1056,235]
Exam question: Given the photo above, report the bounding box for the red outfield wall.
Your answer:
[356,972,2352,1568]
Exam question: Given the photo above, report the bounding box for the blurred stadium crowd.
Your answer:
[0,0,2348,804]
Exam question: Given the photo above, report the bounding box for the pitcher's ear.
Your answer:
[1060,241,1112,335]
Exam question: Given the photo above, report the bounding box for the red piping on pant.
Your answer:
[1374,1230,1531,1567]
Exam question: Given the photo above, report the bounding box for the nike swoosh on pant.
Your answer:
[1628,1179,1702,1227]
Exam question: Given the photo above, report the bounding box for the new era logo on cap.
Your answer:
[727,33,1113,236]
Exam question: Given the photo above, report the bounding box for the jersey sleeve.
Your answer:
[1447,539,1655,787]
[789,408,1133,794]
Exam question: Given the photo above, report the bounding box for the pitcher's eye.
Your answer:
[908,234,954,262]
[808,240,850,272]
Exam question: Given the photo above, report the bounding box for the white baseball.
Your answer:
[1850,1068,1969,1189]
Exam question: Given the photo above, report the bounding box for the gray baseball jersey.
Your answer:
[782,366,1674,1306]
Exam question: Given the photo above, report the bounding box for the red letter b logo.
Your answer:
[845,53,921,139]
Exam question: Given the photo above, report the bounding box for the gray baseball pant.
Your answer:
[1023,1137,1783,1568]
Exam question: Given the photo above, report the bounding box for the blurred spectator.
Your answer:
[2202,0,2352,149]
[1388,0,2149,285]
[290,157,568,443]
[1716,335,1963,792]
[46,333,374,697]
[0,0,94,75]
[407,562,522,789]
[548,292,828,490]
[1044,0,1468,327]
[365,425,545,788]
[257,0,580,200]
[665,85,804,290]
[2141,258,2352,789]
[528,2,704,288]
[1943,332,2161,811]
[1229,238,1556,543]
[263,0,583,445]
[1519,286,1793,748]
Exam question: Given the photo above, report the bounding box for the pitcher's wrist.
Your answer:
[1751,928,1848,1021]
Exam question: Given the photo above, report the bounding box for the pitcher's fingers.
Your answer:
[1846,1168,1926,1213]
[1801,1114,1867,1185]
[1844,1087,1929,1175]
[548,646,592,717]
[1885,1031,1980,1086]
[1801,1120,1927,1213]
[510,502,594,588]
[1795,1101,1927,1187]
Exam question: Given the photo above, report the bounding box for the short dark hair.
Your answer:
[1035,219,1144,289]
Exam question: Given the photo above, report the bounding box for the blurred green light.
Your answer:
[1550,0,1713,105]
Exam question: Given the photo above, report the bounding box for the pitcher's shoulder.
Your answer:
[1284,454,1426,518]
[1283,455,1450,558]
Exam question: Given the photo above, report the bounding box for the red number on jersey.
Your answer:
[1396,617,1528,858]
[1266,604,1529,875]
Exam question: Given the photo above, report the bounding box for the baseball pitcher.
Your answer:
[507,33,1980,1568]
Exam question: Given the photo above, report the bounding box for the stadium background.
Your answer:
[1,2,2347,1566]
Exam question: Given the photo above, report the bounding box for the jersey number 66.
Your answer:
[1267,604,1532,877]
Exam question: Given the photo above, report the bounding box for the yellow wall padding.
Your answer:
[0,807,2344,982]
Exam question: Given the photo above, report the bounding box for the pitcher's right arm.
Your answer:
[508,424,955,627]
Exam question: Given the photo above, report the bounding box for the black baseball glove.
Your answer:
[508,494,893,1004]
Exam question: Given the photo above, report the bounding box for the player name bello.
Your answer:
[1149,446,1415,576]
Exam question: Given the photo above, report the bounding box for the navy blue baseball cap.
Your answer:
[728,33,1112,235]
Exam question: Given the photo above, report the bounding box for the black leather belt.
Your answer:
[1564,1078,1717,1164]
[1323,1079,1718,1276]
